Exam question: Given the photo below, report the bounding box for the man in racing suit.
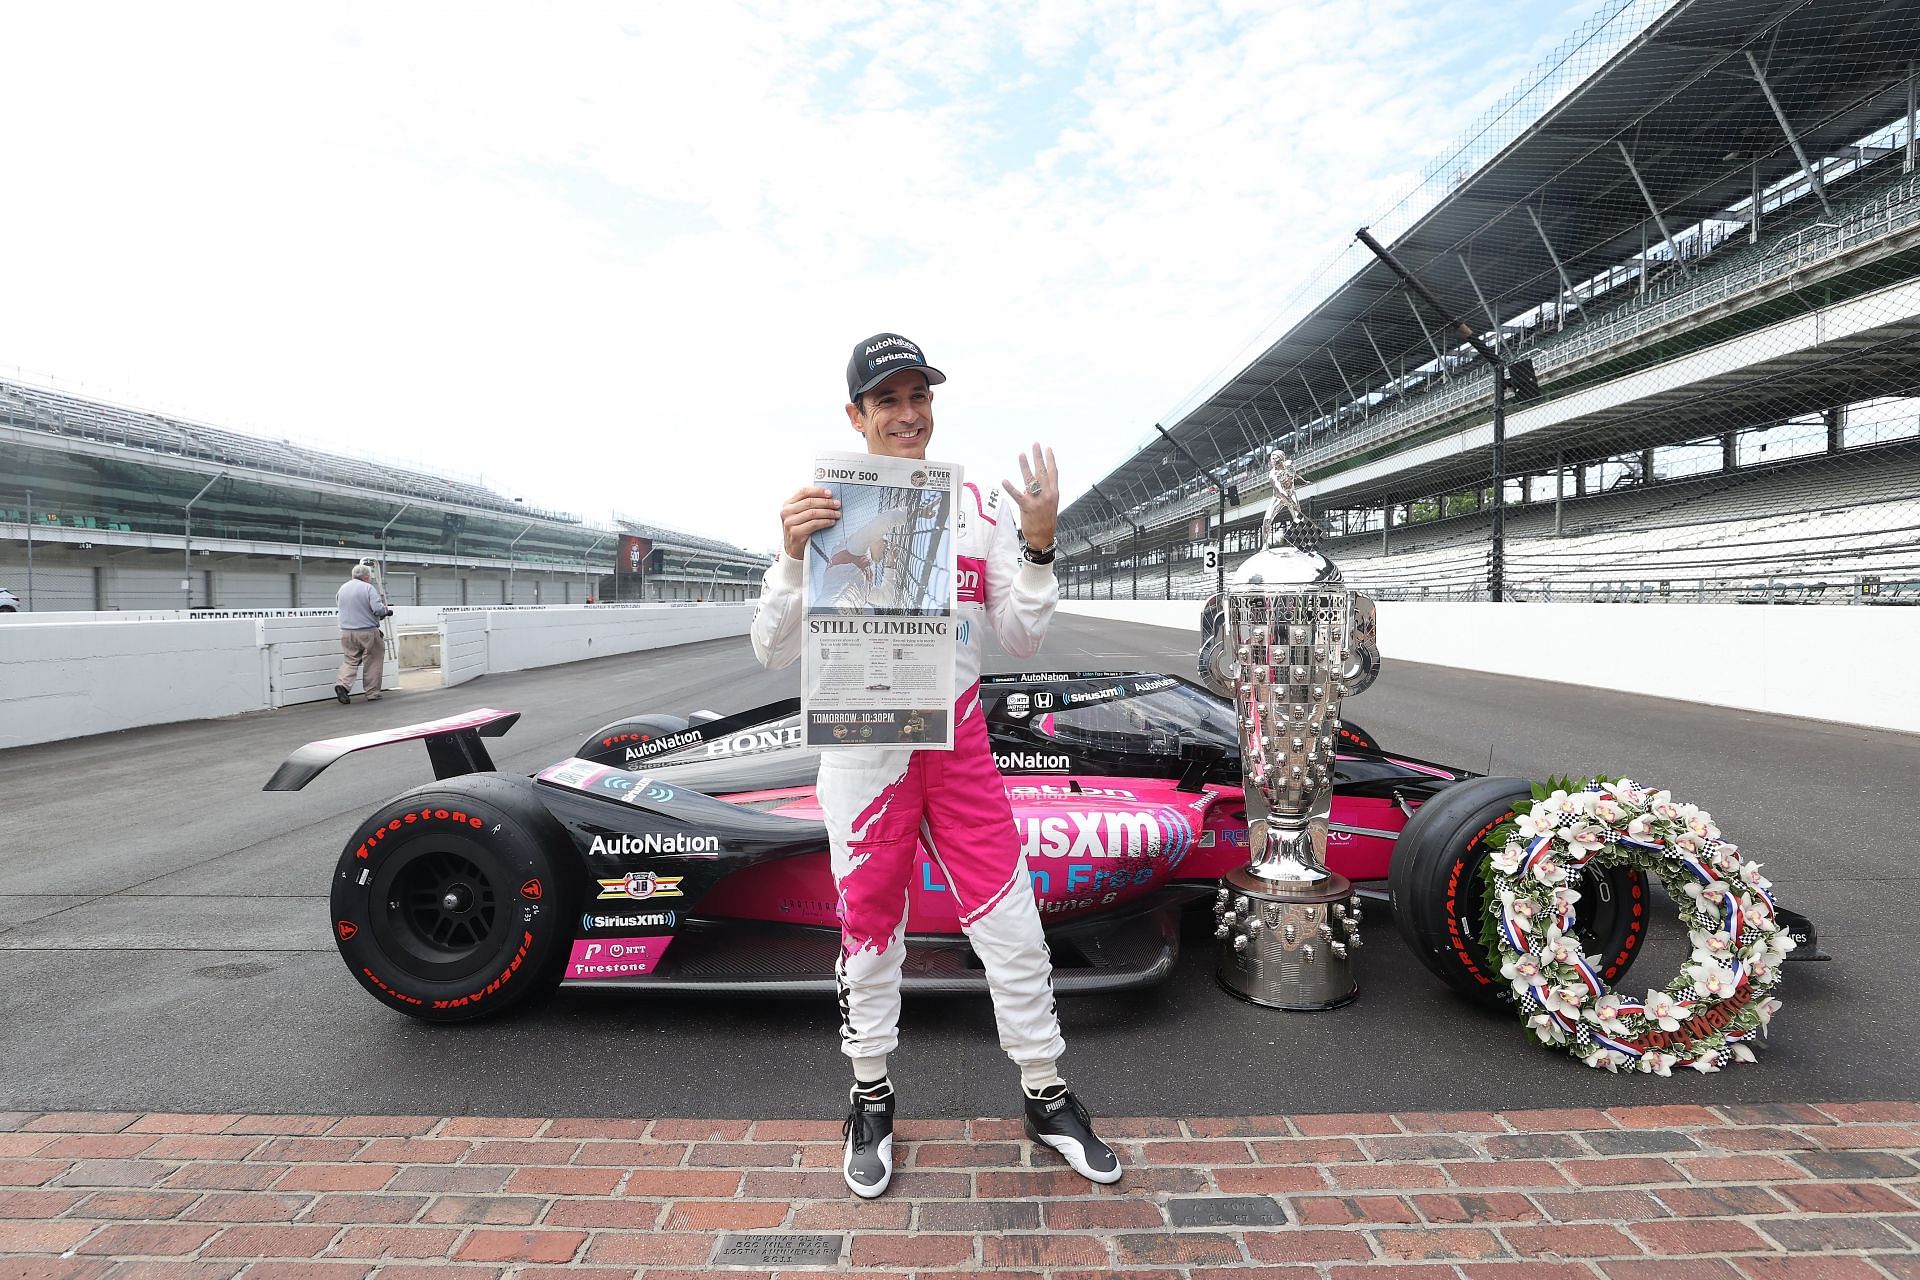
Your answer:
[751,332,1120,1198]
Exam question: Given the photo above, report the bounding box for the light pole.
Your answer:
[1152,424,1236,602]
[1356,227,1538,602]
[505,522,534,604]
[23,488,34,611]
[378,502,412,596]
[581,532,609,602]
[181,471,226,609]
[1086,480,1144,600]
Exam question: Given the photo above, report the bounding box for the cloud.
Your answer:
[0,0,1591,547]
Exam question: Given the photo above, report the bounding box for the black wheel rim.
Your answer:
[1459,808,1645,993]
[372,841,503,973]
[400,848,497,952]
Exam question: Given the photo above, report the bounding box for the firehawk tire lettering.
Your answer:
[330,776,576,1023]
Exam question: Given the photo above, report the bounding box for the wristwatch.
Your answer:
[1020,539,1056,566]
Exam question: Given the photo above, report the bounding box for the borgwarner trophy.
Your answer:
[1212,453,1380,1010]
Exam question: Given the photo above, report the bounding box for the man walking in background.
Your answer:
[334,563,390,704]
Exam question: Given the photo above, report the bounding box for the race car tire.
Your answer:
[330,774,575,1023]
[1388,776,1646,1007]
[577,714,692,766]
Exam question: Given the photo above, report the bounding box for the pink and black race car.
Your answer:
[268,671,1820,1022]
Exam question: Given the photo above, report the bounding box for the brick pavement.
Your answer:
[0,1102,1915,1278]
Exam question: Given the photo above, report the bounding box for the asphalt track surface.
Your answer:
[0,613,1910,1121]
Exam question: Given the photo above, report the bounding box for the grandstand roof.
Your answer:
[1065,0,1920,526]
[614,518,770,561]
[0,376,579,523]
[0,376,764,563]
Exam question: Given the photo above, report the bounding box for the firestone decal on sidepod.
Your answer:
[566,936,673,980]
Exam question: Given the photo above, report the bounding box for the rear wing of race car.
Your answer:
[262,708,521,792]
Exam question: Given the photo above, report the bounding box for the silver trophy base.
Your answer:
[1214,866,1360,1011]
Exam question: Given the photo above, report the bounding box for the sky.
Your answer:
[0,0,1603,552]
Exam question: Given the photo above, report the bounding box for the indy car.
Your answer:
[269,670,1822,1022]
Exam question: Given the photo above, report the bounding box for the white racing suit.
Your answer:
[751,479,1065,1073]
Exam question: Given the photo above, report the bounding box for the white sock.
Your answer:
[852,1056,890,1090]
[1020,1061,1065,1095]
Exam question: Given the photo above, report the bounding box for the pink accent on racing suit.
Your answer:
[750,478,1064,1070]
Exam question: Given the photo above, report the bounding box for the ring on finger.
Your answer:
[1025,481,1042,495]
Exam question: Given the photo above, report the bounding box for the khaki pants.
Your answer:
[337,628,385,694]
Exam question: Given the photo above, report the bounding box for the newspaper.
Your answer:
[803,451,959,749]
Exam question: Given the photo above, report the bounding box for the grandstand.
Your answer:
[1059,0,1920,609]
[0,379,769,611]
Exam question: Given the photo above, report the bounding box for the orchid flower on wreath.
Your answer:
[1478,775,1790,1075]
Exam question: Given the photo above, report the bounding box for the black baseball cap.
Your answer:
[847,332,947,400]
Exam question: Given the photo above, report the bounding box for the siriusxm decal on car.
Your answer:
[587,833,718,856]
[995,750,1069,772]
[703,724,804,758]
[596,871,685,900]
[1064,686,1124,705]
[581,910,676,931]
[1016,809,1195,863]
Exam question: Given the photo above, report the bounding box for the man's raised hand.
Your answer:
[1004,443,1059,551]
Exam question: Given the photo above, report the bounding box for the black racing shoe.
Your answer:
[1024,1084,1122,1184]
[334,684,351,705]
[842,1080,895,1198]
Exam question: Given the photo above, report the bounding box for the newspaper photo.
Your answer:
[803,451,959,749]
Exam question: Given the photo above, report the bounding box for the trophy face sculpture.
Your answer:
[1212,453,1372,1010]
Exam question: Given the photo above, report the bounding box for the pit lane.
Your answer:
[0,614,1903,1118]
